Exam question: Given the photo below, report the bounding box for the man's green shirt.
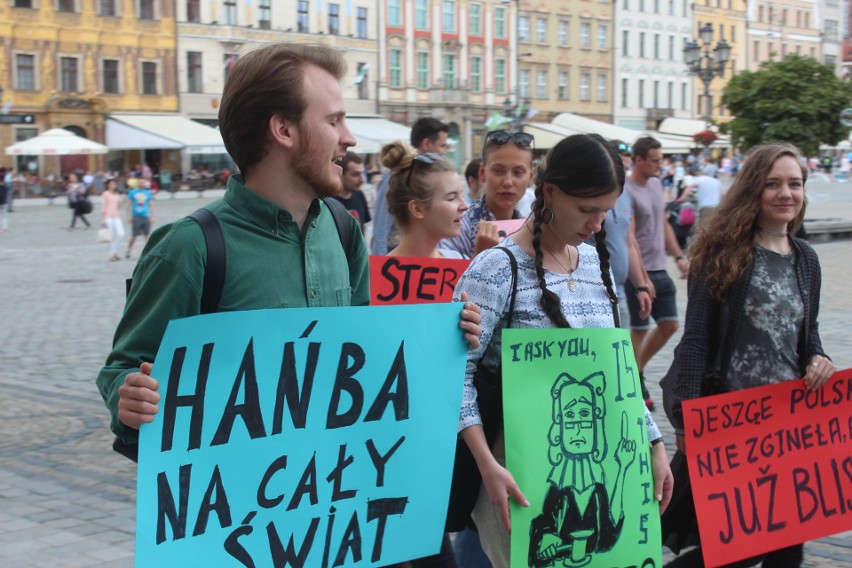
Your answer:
[97,175,370,443]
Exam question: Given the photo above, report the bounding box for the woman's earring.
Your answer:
[541,206,554,225]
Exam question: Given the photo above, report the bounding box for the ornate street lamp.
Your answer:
[684,22,730,124]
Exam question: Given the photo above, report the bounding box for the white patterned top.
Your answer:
[453,237,661,442]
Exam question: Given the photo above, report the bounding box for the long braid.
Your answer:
[594,225,620,327]
[531,186,571,328]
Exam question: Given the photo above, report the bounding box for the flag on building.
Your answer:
[354,62,370,85]
[485,112,511,130]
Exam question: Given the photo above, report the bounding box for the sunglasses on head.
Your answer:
[483,130,535,154]
[617,143,633,156]
[405,152,443,185]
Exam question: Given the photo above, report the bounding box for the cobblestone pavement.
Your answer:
[0,182,850,567]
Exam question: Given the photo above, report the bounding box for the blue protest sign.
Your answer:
[137,303,467,567]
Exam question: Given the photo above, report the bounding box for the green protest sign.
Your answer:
[502,328,661,567]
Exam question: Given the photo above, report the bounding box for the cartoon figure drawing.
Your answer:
[528,371,636,567]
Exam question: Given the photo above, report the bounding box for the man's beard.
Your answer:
[292,127,342,198]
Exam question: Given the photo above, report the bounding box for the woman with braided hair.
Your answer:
[451,134,673,567]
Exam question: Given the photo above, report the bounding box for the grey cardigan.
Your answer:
[667,236,827,434]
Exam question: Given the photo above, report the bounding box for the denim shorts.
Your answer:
[626,270,679,329]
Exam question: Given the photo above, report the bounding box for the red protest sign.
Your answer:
[683,369,852,567]
[491,219,525,241]
[369,255,471,305]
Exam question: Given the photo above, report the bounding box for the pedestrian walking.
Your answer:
[100,178,125,261]
[66,172,91,229]
[0,168,9,233]
[125,178,153,258]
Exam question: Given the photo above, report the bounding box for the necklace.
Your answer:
[546,246,578,292]
[757,226,788,238]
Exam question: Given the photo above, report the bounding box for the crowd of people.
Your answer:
[94,42,836,568]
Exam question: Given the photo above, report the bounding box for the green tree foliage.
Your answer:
[721,55,852,155]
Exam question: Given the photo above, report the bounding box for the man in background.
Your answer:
[625,136,689,410]
[333,151,371,232]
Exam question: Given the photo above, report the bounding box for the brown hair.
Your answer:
[690,142,808,300]
[218,43,346,176]
[531,134,624,327]
[380,141,458,227]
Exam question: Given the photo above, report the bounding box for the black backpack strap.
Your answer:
[322,197,354,258]
[188,208,226,315]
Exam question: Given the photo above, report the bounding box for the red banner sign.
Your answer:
[683,369,852,567]
[369,255,471,305]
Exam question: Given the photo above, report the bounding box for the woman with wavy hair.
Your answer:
[662,142,836,567]
[451,134,673,567]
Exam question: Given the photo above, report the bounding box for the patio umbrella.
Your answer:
[5,128,109,155]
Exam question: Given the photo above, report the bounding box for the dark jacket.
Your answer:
[668,237,827,434]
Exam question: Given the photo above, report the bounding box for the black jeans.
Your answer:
[70,207,90,228]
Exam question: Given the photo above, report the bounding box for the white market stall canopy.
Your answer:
[106,113,227,154]
[523,122,580,149]
[347,114,412,154]
[5,128,109,156]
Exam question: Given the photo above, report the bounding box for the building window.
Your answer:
[185,0,199,22]
[654,33,660,59]
[681,82,687,111]
[654,0,659,12]
[622,30,629,56]
[15,54,36,91]
[470,56,482,92]
[470,3,482,36]
[328,3,339,34]
[753,40,759,61]
[623,0,628,8]
[495,58,506,94]
[356,7,367,38]
[519,16,529,41]
[444,54,456,89]
[668,0,674,15]
[297,1,309,32]
[103,59,119,93]
[580,21,590,49]
[443,1,456,33]
[258,0,271,29]
[495,7,506,39]
[558,20,569,46]
[653,79,659,107]
[621,78,628,107]
[60,56,79,92]
[223,0,236,24]
[826,54,837,67]
[536,18,547,43]
[415,0,428,29]
[142,61,157,95]
[58,0,75,12]
[388,0,401,26]
[558,71,568,100]
[100,0,116,16]
[14,0,33,7]
[417,52,430,89]
[639,32,646,57]
[731,25,736,43]
[140,0,155,20]
[597,23,607,50]
[596,74,607,101]
[580,72,590,101]
[638,78,645,107]
[668,35,674,60]
[825,20,839,42]
[520,69,530,98]
[536,69,547,98]
[389,48,402,88]
[187,51,203,93]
